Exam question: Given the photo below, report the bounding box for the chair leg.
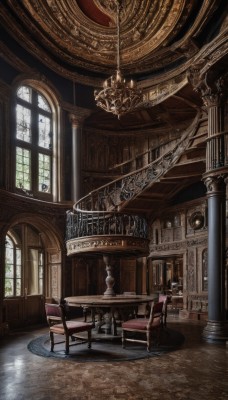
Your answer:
[50,332,54,352]
[87,330,91,348]
[65,334,69,355]
[147,331,151,352]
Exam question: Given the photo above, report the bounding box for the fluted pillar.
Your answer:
[69,114,84,202]
[189,66,228,341]
[200,72,228,341]
[202,176,227,341]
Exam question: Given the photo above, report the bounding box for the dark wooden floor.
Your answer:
[0,314,227,400]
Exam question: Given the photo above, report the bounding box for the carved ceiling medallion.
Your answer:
[1,0,206,75]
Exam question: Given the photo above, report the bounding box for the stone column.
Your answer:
[202,176,227,341]
[69,109,91,203]
[198,72,228,342]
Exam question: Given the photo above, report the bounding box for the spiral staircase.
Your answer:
[66,110,207,259]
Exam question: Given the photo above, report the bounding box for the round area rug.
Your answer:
[27,328,185,362]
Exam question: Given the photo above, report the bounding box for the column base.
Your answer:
[202,320,228,343]
[103,290,116,298]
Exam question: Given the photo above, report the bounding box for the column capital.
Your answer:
[69,109,91,128]
[188,67,228,108]
[203,174,226,194]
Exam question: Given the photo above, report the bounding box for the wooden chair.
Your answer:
[121,301,164,352]
[158,294,168,327]
[45,303,93,355]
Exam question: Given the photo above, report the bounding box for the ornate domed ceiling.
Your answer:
[0,0,224,81]
[0,0,226,132]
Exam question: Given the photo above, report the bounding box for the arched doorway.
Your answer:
[2,215,63,329]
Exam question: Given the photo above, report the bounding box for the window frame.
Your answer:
[4,226,46,299]
[4,234,22,297]
[14,83,56,201]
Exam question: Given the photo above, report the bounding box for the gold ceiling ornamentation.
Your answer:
[1,0,199,75]
[93,0,132,25]
[94,0,143,119]
[0,0,225,80]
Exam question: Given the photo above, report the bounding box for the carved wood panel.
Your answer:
[120,259,136,294]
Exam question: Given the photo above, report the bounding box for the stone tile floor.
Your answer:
[0,314,227,400]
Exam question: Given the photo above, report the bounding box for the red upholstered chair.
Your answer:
[45,303,93,355]
[121,301,164,352]
[158,294,168,327]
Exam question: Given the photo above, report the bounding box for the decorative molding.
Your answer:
[0,0,225,85]
[188,211,204,230]
[66,236,149,256]
[186,238,207,247]
[203,175,226,193]
[69,111,91,127]
[143,74,188,107]
[149,240,186,253]
[188,67,227,107]
[149,236,207,254]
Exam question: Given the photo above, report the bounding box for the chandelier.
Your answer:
[94,0,143,119]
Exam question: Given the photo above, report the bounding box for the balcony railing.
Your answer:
[66,112,202,256]
[66,210,148,241]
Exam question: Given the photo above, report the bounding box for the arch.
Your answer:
[3,213,64,300]
[11,74,63,202]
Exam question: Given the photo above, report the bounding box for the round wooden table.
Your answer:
[65,295,157,336]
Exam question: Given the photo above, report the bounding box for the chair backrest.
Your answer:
[148,301,163,326]
[45,303,67,329]
[158,294,167,304]
[158,294,168,310]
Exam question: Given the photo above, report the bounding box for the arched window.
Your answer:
[4,225,45,298]
[15,85,53,199]
[5,235,22,297]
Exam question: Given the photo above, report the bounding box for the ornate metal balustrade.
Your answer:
[66,112,202,256]
[66,211,148,240]
[66,210,149,256]
[109,137,177,175]
[75,112,201,213]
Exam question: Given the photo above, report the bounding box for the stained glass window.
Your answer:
[38,153,51,192]
[38,94,51,112]
[38,114,51,149]
[15,85,53,197]
[16,104,31,142]
[16,147,31,190]
[17,86,32,103]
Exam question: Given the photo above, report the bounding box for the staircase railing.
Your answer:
[75,112,201,214]
[109,137,177,175]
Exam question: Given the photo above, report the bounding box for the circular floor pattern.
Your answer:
[27,328,185,363]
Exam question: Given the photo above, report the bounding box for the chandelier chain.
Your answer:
[94,0,143,119]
